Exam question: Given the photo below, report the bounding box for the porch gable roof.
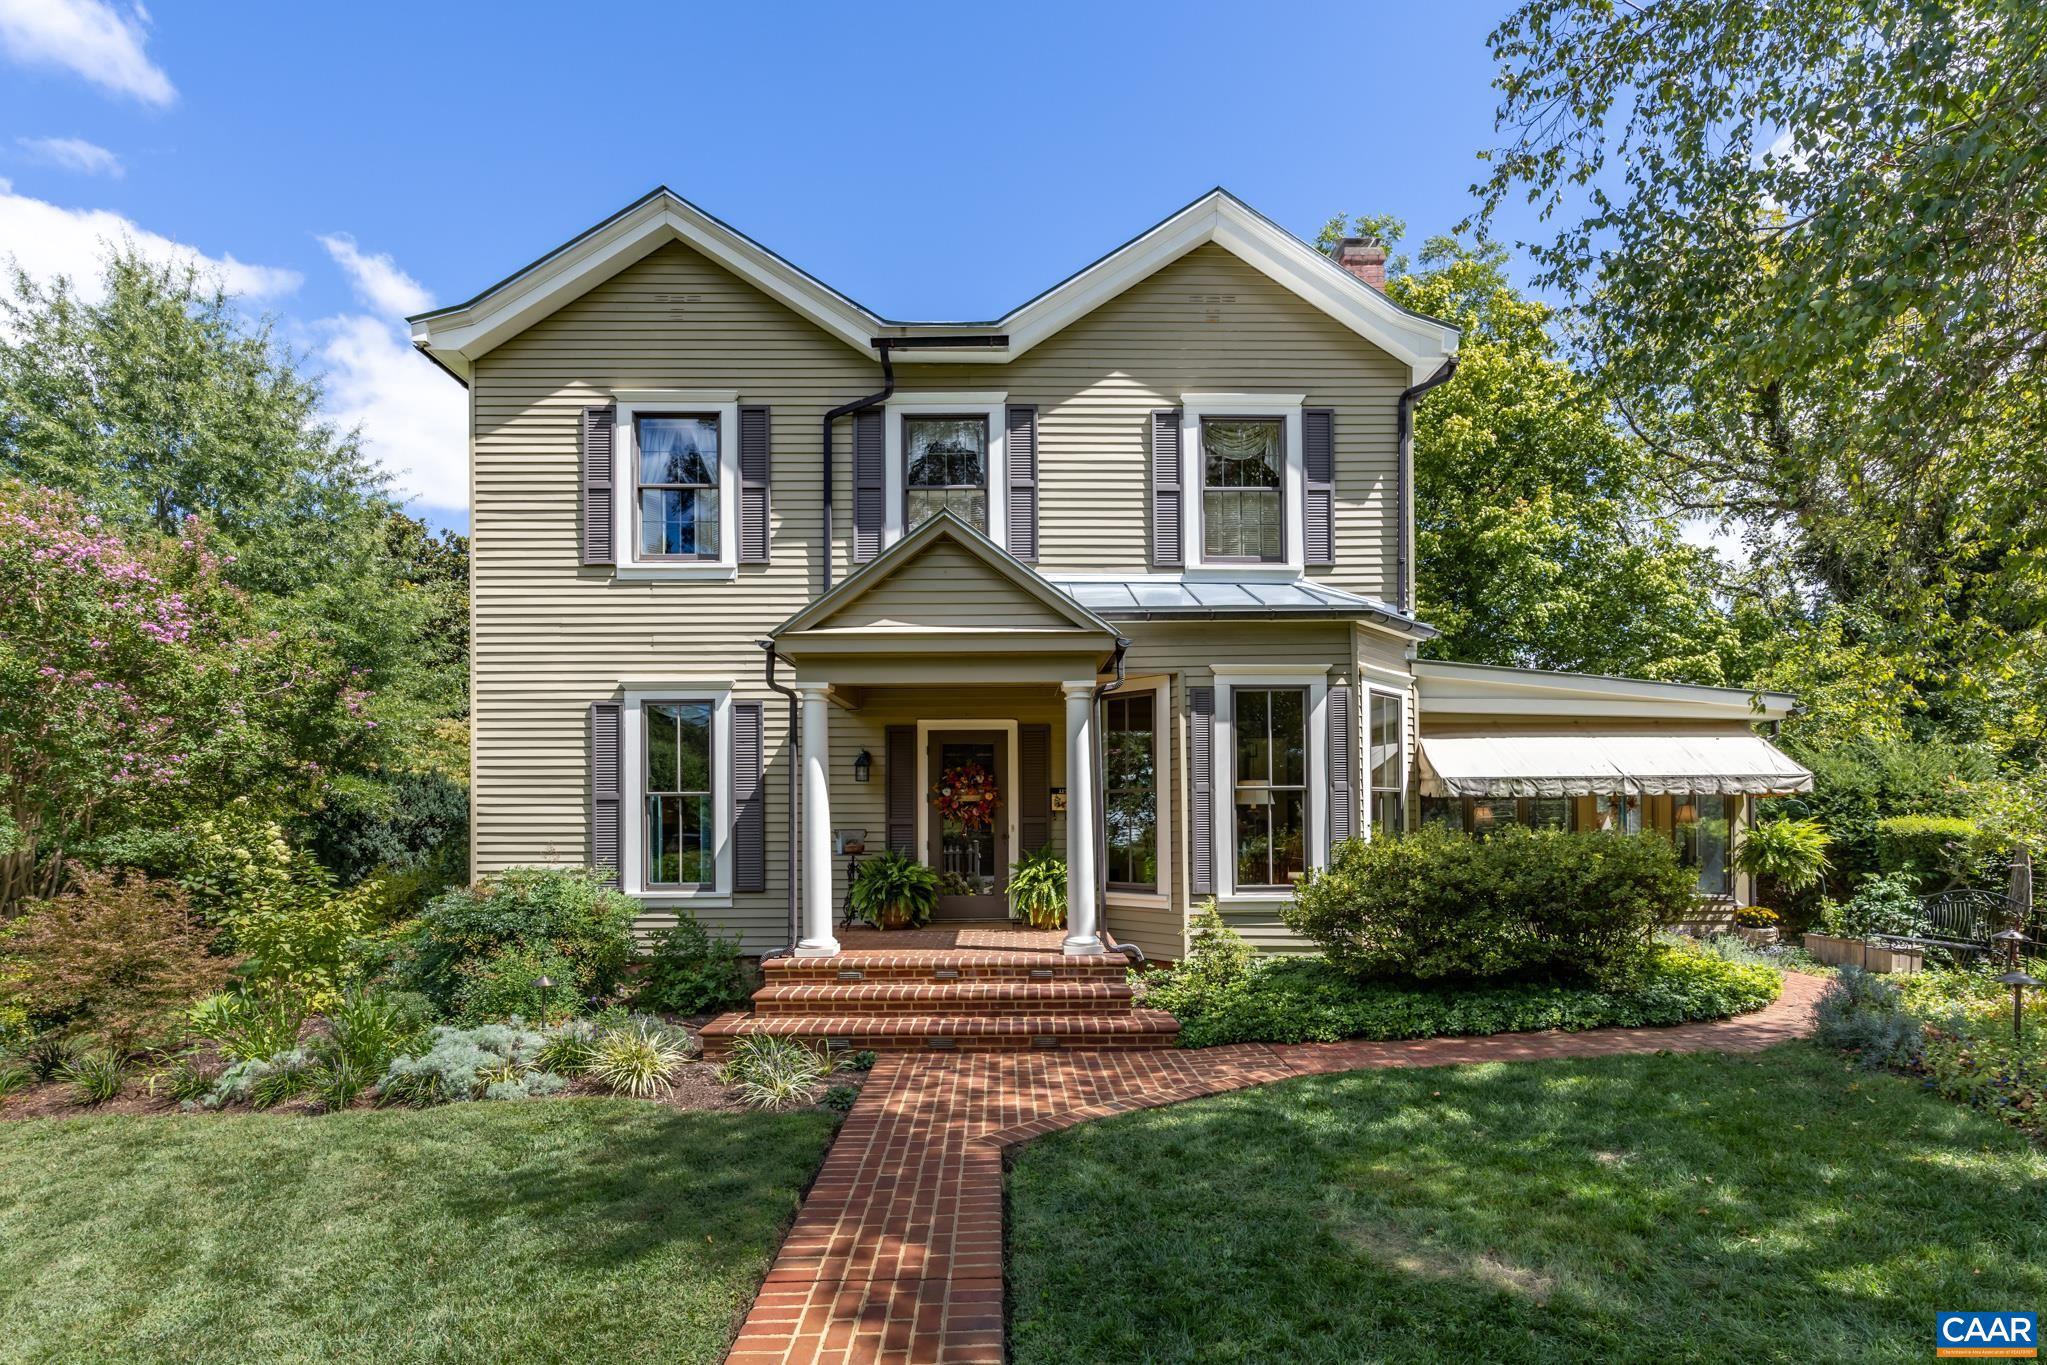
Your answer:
[770,512,1121,661]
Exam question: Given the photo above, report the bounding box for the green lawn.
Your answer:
[0,1100,836,1364]
[1009,1045,2047,1363]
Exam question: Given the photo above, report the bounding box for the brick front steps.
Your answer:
[700,938,1180,1057]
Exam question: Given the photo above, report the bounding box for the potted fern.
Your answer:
[1006,847,1067,930]
[848,850,939,930]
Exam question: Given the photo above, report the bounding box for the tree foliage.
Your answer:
[0,480,382,908]
[1472,0,2047,759]
[1319,216,1740,680]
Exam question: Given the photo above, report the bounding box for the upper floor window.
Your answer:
[1201,417,1284,562]
[1103,692,1158,889]
[636,414,720,559]
[1233,685,1307,889]
[904,415,988,533]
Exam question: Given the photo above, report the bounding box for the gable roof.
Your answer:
[409,187,1460,384]
[771,511,1120,648]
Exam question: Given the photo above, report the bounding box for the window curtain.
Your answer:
[1203,420,1281,487]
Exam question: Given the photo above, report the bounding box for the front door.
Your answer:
[926,730,1007,921]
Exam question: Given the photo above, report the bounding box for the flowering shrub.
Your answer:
[0,479,382,910]
[391,866,640,1014]
[1734,905,1782,928]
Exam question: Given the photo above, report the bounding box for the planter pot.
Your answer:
[878,902,916,930]
[1801,933,1860,966]
[1737,926,1781,947]
[1799,933,1925,973]
[1862,942,1924,975]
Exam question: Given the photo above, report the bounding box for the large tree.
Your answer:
[1320,216,1740,682]
[0,250,457,754]
[1471,0,2047,757]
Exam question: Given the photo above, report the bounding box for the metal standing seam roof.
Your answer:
[1056,576,1436,634]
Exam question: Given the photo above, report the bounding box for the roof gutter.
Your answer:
[820,335,1009,595]
[1395,359,1458,614]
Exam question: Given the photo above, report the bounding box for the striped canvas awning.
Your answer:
[1417,732,1813,799]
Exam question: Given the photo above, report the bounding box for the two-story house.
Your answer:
[410,187,1812,969]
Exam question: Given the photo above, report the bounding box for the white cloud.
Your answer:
[313,312,468,512]
[310,237,464,511]
[16,135,123,177]
[0,180,301,299]
[0,0,174,106]
[317,232,433,318]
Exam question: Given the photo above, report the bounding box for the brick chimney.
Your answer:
[1332,237,1387,291]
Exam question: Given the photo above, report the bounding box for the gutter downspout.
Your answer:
[821,344,898,595]
[1395,358,1458,615]
[1091,638,1143,964]
[757,640,801,958]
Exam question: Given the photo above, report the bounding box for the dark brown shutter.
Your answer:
[739,406,771,564]
[732,701,765,892]
[589,700,623,887]
[1018,723,1051,852]
[1189,685,1215,896]
[1304,408,1335,568]
[885,724,917,855]
[1328,683,1354,848]
[1151,409,1183,567]
[1006,405,1038,561]
[581,406,616,566]
[853,408,885,562]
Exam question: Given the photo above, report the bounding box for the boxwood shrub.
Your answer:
[391,867,639,1014]
[1283,826,1697,987]
[1146,916,1781,1048]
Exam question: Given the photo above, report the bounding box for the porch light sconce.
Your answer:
[852,749,872,783]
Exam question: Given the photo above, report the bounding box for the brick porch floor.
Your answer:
[727,972,1828,1364]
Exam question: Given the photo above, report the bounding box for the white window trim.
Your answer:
[613,390,741,581]
[1104,673,1173,906]
[914,719,1021,874]
[621,682,734,906]
[1363,684,1408,841]
[883,392,1009,552]
[1181,392,1307,578]
[1211,665,1329,902]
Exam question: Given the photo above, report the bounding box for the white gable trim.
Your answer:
[412,188,1461,383]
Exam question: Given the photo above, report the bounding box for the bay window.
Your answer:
[1103,692,1158,889]
[1233,686,1307,889]
[635,414,720,559]
[1368,691,1404,836]
[644,700,715,889]
[904,415,989,533]
[1201,417,1284,562]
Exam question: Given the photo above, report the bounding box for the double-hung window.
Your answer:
[1233,687,1308,889]
[904,415,988,533]
[1201,417,1285,562]
[1103,692,1158,889]
[1367,691,1404,836]
[635,414,721,559]
[643,700,715,889]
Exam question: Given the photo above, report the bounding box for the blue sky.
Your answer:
[0,0,1540,534]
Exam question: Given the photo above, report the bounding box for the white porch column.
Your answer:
[795,687,839,957]
[1061,680,1103,955]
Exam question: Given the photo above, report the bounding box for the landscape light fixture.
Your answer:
[1993,968,2038,1043]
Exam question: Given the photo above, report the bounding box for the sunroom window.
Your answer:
[1202,417,1284,562]
[1233,686,1307,889]
[1368,692,1404,836]
[904,415,988,532]
[1103,692,1158,889]
[644,700,714,889]
[635,414,720,559]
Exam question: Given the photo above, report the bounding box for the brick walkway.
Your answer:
[728,972,1827,1364]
